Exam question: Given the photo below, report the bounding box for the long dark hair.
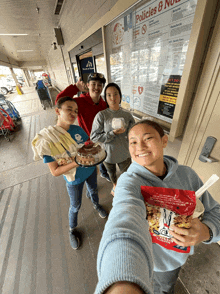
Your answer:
[104,83,122,107]
[56,96,78,109]
[129,119,165,138]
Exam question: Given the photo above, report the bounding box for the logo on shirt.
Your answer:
[75,134,83,143]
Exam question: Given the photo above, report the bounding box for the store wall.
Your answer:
[45,0,217,139]
[47,0,137,90]
[47,46,69,90]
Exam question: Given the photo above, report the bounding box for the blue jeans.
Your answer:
[66,168,99,229]
[99,162,108,176]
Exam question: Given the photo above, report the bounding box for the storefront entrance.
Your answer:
[69,29,107,86]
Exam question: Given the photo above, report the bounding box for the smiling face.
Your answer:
[56,100,78,126]
[129,123,168,175]
[87,80,104,101]
[106,86,121,110]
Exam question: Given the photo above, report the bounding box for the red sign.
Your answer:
[138,86,143,94]
[142,24,147,34]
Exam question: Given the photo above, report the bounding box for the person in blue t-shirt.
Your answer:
[43,96,108,249]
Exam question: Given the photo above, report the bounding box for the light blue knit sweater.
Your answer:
[95,156,220,293]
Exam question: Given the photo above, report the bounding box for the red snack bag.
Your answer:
[141,186,196,253]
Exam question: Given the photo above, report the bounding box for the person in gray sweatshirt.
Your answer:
[95,119,220,294]
[90,83,135,196]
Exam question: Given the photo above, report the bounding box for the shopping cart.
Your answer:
[0,97,21,124]
[0,107,15,141]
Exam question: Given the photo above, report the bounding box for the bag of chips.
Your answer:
[141,186,196,253]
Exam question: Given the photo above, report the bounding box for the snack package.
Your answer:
[141,186,196,253]
[112,117,125,130]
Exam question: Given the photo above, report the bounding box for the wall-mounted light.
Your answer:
[0,33,28,36]
[51,42,57,50]
[17,50,34,52]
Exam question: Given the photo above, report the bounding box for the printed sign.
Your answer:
[157,75,181,118]
[108,0,198,123]
[80,57,94,83]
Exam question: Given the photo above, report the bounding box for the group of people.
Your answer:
[32,72,220,294]
[32,72,135,250]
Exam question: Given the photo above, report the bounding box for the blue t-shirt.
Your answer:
[43,125,96,185]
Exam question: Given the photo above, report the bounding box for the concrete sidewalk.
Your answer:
[0,87,219,294]
[1,87,113,293]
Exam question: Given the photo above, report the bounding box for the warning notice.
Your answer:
[157,75,181,119]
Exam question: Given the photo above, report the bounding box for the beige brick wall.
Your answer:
[47,46,69,90]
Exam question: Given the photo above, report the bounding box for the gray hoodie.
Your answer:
[95,156,220,293]
[90,108,135,163]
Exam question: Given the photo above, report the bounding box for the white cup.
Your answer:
[192,199,204,219]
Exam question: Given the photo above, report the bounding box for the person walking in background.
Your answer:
[32,97,107,250]
[90,83,135,196]
[55,73,111,182]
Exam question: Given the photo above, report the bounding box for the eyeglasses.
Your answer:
[88,73,105,79]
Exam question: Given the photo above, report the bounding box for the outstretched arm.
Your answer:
[76,77,88,92]
[95,174,154,294]
[55,77,88,104]
[104,282,145,294]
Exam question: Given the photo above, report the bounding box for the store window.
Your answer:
[95,54,107,95]
[105,0,198,124]
[95,54,106,77]
[72,63,79,82]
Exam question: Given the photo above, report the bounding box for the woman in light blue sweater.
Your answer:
[90,83,135,196]
[95,119,220,294]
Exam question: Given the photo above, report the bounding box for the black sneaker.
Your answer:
[69,229,80,250]
[100,173,111,182]
[94,204,108,219]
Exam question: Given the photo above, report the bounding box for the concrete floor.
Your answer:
[0,87,219,294]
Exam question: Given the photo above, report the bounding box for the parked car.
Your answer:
[7,77,24,86]
[0,77,23,95]
[0,79,13,95]
[17,76,25,83]
[0,94,6,100]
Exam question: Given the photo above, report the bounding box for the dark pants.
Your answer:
[153,267,181,294]
[104,157,131,184]
[99,162,108,176]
